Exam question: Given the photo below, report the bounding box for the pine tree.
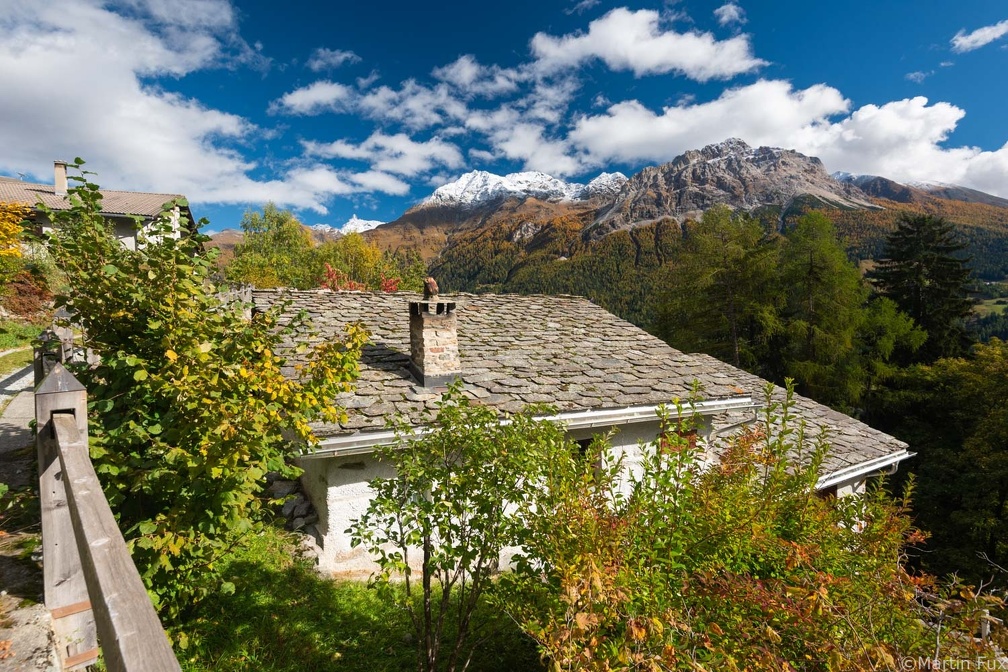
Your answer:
[868,213,973,362]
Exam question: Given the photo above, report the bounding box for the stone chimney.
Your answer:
[408,297,461,388]
[54,160,68,197]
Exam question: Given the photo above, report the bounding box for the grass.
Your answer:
[175,526,543,672]
[974,298,1008,317]
[0,348,32,377]
[0,319,43,352]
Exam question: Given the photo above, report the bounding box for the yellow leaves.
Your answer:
[165,349,178,362]
[0,202,29,259]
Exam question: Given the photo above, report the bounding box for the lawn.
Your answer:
[175,526,543,672]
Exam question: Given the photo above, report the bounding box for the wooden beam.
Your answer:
[35,362,97,670]
[53,413,181,672]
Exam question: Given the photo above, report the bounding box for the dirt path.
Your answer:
[0,366,59,671]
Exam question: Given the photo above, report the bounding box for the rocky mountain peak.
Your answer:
[592,139,871,236]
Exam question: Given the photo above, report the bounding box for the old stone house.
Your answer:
[254,289,910,573]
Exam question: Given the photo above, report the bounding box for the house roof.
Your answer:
[253,289,909,484]
[0,175,184,218]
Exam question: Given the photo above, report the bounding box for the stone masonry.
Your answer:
[408,300,461,387]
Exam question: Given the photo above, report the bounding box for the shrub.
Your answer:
[500,384,1004,670]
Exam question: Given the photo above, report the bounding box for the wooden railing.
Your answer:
[34,335,180,671]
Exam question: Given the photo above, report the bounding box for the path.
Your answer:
[0,365,59,671]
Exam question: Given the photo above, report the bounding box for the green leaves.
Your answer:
[47,165,366,622]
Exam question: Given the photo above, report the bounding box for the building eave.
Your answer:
[303,396,757,460]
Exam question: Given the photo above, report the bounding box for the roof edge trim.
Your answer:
[303,396,756,460]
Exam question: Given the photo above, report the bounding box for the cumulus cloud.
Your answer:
[303,132,464,176]
[432,55,520,97]
[714,3,746,26]
[569,79,850,164]
[569,83,1008,198]
[0,2,415,215]
[306,47,360,71]
[905,71,931,83]
[530,8,766,80]
[951,19,1008,53]
[272,78,468,130]
[269,80,354,115]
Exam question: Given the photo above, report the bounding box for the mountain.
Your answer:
[420,170,628,209]
[590,138,876,237]
[310,214,385,236]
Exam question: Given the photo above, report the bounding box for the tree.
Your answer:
[226,203,318,288]
[350,386,567,672]
[874,339,1008,582]
[653,206,782,371]
[0,202,28,281]
[776,212,871,409]
[45,164,367,619]
[868,213,973,362]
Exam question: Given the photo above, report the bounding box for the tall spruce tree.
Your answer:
[868,213,973,362]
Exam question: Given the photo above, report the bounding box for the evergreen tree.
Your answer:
[653,206,782,371]
[868,213,973,362]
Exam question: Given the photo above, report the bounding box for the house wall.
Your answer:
[301,418,875,575]
[301,419,698,575]
[38,215,140,250]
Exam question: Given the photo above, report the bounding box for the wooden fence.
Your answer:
[34,335,180,671]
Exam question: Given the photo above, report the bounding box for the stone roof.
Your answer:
[0,175,183,218]
[254,289,908,481]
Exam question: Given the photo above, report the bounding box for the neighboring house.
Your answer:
[254,289,911,574]
[0,161,193,249]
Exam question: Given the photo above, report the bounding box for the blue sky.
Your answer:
[1,1,1007,233]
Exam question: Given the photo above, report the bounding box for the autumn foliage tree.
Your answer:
[0,201,28,280]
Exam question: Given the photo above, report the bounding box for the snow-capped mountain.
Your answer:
[340,214,385,233]
[311,214,385,236]
[421,170,627,209]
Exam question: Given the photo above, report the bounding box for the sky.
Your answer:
[1,1,1007,233]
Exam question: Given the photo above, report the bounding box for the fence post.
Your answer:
[35,362,98,670]
[33,329,60,386]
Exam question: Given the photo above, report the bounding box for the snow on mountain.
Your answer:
[340,214,384,233]
[310,214,385,235]
[422,170,628,208]
[584,172,628,198]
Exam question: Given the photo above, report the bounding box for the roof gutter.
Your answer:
[815,449,914,490]
[305,396,756,459]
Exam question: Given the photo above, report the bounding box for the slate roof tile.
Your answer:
[254,289,907,479]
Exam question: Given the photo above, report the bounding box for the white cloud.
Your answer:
[569,79,849,164]
[303,132,464,176]
[432,55,520,97]
[951,19,1008,53]
[569,82,1008,199]
[306,47,360,71]
[565,0,600,15]
[530,7,766,81]
[269,80,354,115]
[714,3,746,26]
[0,2,416,215]
[905,71,931,83]
[357,80,468,130]
[273,77,468,130]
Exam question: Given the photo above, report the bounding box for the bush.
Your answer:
[44,162,367,619]
[500,384,1004,670]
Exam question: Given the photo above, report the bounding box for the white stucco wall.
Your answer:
[302,418,711,575]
